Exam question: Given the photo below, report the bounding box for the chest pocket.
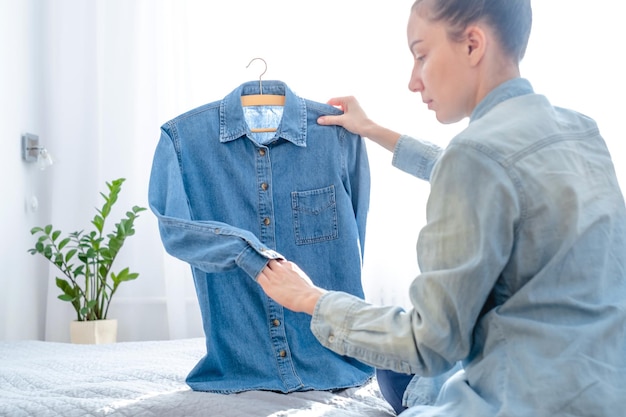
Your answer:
[291,185,338,245]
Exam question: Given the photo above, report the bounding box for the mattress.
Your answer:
[0,337,395,416]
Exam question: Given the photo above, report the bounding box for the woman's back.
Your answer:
[434,86,626,416]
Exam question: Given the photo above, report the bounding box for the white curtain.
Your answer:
[41,0,204,342]
[39,0,625,342]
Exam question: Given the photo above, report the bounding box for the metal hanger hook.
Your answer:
[246,57,267,95]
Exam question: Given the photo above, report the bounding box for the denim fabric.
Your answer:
[376,369,414,414]
[148,80,373,393]
[311,78,626,416]
[401,362,461,409]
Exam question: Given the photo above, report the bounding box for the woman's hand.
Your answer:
[257,259,325,315]
[317,96,373,137]
[318,96,402,153]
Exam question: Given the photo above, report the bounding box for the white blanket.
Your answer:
[0,338,395,417]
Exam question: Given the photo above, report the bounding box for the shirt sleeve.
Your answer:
[344,131,371,259]
[310,142,519,376]
[392,135,443,181]
[148,128,283,280]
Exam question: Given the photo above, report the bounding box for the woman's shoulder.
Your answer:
[452,94,599,163]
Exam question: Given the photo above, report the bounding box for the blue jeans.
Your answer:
[377,363,464,414]
[376,369,413,415]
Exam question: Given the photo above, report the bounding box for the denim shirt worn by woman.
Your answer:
[148,80,373,393]
[311,78,626,416]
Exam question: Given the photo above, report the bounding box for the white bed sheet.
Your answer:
[0,338,395,417]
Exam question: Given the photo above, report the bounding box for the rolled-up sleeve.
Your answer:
[311,291,450,375]
[392,135,443,181]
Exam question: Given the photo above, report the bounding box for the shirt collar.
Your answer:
[219,80,307,147]
[470,78,534,122]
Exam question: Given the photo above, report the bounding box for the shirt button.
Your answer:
[261,183,268,191]
[259,148,266,156]
[279,350,287,358]
[272,319,281,327]
[328,335,335,343]
[263,217,271,226]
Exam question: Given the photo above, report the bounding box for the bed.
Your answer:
[0,337,395,417]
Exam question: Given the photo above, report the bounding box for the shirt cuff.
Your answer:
[392,135,442,181]
[310,291,361,355]
[238,245,284,280]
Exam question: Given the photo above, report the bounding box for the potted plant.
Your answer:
[28,178,147,344]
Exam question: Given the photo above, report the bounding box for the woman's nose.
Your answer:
[408,66,423,93]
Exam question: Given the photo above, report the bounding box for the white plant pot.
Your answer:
[70,319,118,344]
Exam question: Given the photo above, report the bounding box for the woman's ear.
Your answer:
[465,25,487,66]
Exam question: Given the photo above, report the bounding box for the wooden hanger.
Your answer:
[241,94,285,107]
[241,58,285,133]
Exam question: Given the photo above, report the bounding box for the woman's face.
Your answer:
[407,10,476,124]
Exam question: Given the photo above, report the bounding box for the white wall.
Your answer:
[0,0,51,340]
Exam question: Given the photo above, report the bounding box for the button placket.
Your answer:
[257,146,275,248]
[257,146,299,389]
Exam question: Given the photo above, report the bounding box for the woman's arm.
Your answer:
[318,96,443,181]
[317,96,402,153]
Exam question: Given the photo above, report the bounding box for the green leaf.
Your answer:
[65,249,77,262]
[73,264,85,276]
[92,215,104,233]
[101,199,112,218]
[108,238,121,253]
[57,237,70,250]
[112,268,139,284]
[98,264,108,278]
[55,278,77,301]
[69,230,83,239]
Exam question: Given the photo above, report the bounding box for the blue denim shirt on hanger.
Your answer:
[148,80,373,393]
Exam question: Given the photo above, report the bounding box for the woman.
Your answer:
[258,0,626,415]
